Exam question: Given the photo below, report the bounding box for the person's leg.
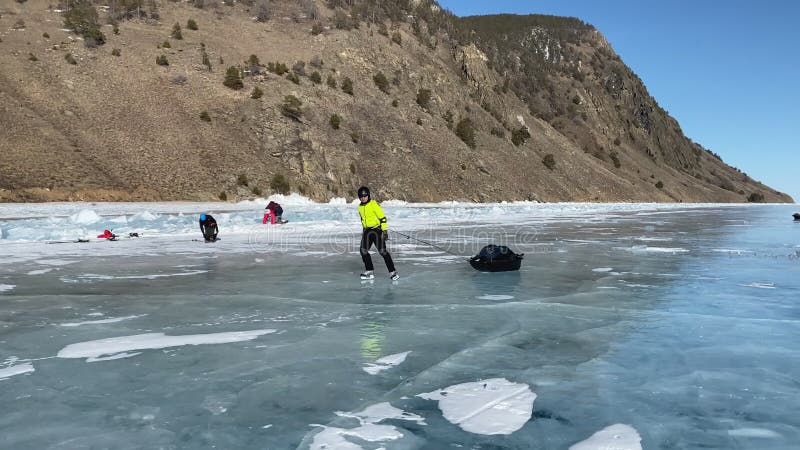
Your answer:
[262,212,269,224]
[376,231,396,273]
[360,229,374,271]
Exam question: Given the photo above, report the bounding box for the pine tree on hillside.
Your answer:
[281,95,303,121]
[63,0,105,46]
[171,22,183,40]
[223,66,244,90]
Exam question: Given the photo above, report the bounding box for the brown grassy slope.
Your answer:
[0,1,790,202]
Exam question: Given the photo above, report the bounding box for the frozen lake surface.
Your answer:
[1,200,799,449]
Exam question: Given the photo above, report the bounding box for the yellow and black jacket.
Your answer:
[358,200,387,231]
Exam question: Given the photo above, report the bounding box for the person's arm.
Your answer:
[373,202,388,231]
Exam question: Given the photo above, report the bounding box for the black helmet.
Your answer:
[357,186,370,198]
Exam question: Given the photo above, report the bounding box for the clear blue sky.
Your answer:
[437,0,800,202]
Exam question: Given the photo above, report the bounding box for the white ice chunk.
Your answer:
[592,267,614,272]
[310,401,424,449]
[374,351,411,367]
[310,426,366,450]
[131,211,158,221]
[70,209,101,224]
[344,423,403,442]
[418,378,535,435]
[341,402,425,426]
[57,329,276,360]
[0,363,35,380]
[0,284,15,293]
[363,351,410,375]
[569,423,642,450]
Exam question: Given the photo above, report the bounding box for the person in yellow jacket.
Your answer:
[357,186,398,280]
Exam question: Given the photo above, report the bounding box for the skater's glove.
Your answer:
[382,231,389,241]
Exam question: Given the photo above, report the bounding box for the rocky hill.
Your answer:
[0,0,791,203]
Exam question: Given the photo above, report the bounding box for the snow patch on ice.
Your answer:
[57,329,276,360]
[477,294,515,301]
[635,236,673,242]
[417,378,535,435]
[363,351,411,375]
[727,427,782,438]
[0,363,35,380]
[309,402,425,450]
[311,424,400,449]
[712,248,754,255]
[624,245,689,254]
[68,270,208,281]
[36,259,78,266]
[27,268,54,275]
[60,314,146,327]
[0,284,15,293]
[87,352,142,362]
[592,267,614,272]
[569,423,642,450]
[741,282,775,289]
[340,402,426,426]
[618,281,654,288]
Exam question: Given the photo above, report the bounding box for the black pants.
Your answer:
[203,226,218,242]
[360,228,395,272]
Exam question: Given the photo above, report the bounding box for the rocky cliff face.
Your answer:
[456,13,791,203]
[0,1,791,202]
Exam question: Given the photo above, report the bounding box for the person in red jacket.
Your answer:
[263,201,287,224]
[97,229,118,240]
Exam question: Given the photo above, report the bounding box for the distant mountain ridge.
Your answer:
[0,0,791,203]
[454,13,788,202]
